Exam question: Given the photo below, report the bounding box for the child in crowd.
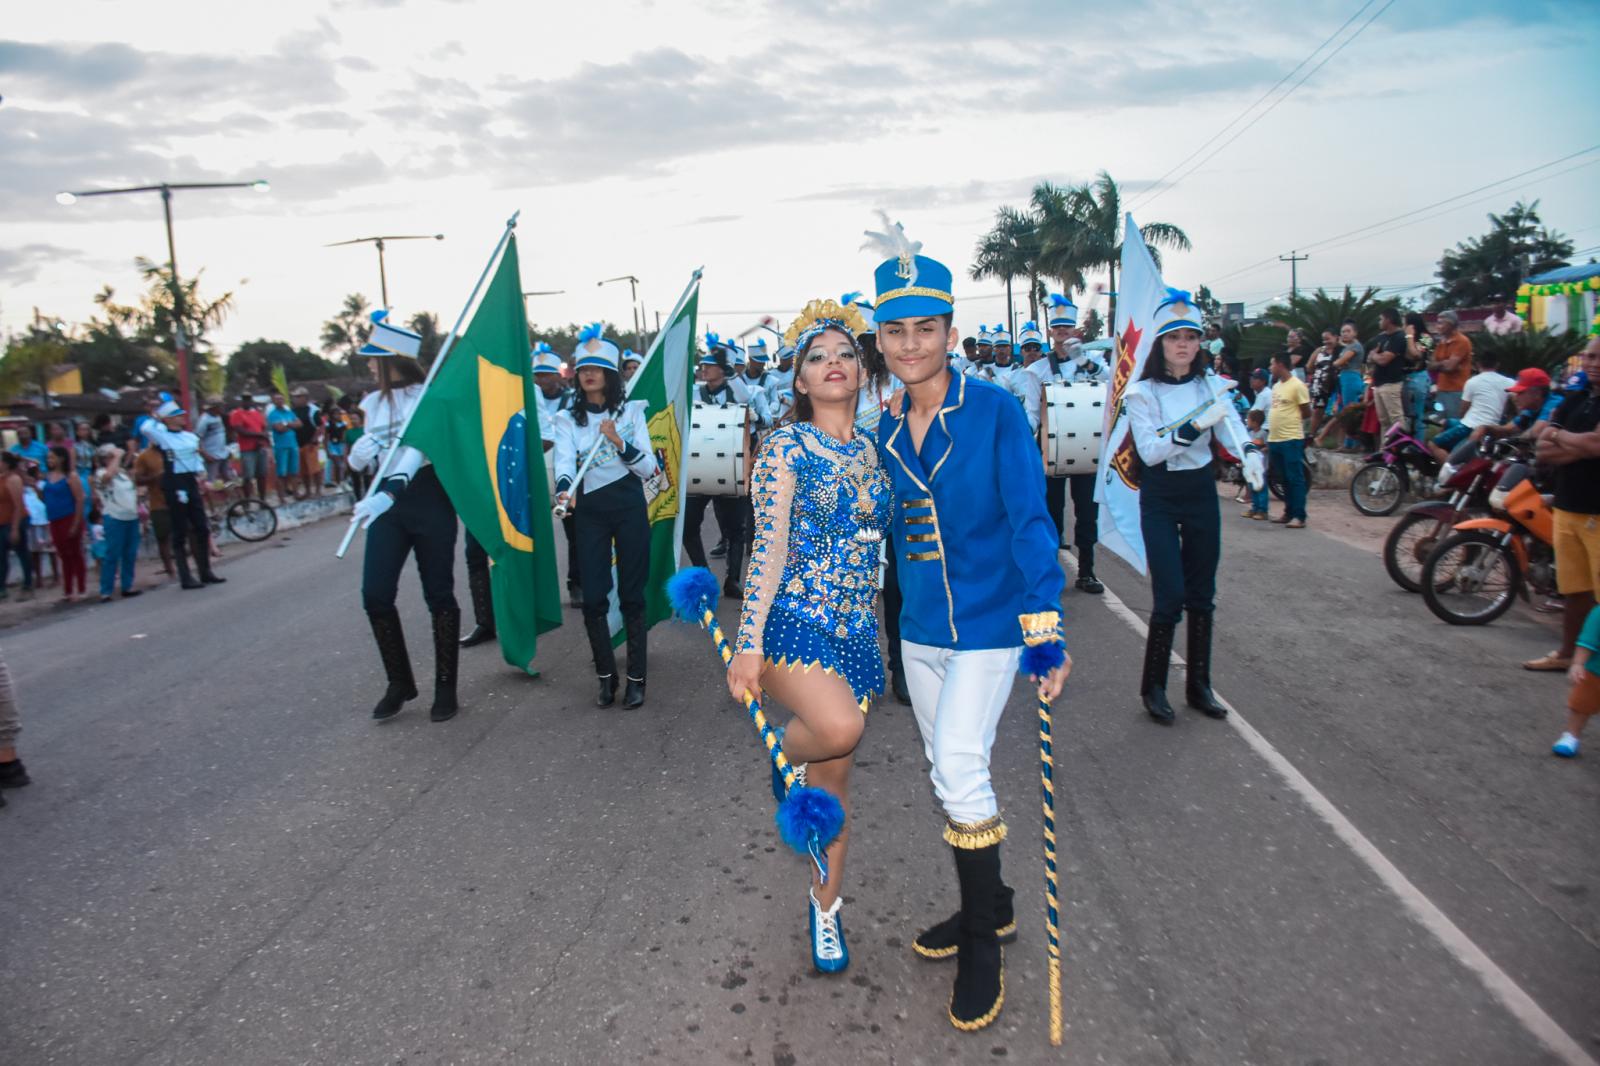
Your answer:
[1553,603,1600,758]
[1242,408,1270,520]
[22,465,55,588]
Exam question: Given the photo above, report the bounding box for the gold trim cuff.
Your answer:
[944,815,1008,849]
[1020,611,1064,647]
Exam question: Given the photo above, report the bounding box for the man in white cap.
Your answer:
[136,396,226,590]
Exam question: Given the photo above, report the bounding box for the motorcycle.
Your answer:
[1419,462,1557,625]
[1381,435,1520,593]
[1349,412,1445,517]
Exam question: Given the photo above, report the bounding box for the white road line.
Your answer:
[1064,554,1598,1066]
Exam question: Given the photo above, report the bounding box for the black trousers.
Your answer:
[1139,464,1220,627]
[464,528,488,575]
[882,543,904,674]
[361,467,459,615]
[1045,474,1099,550]
[161,472,212,570]
[575,476,651,618]
[562,513,580,588]
[682,494,744,575]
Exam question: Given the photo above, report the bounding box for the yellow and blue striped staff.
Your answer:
[1038,692,1063,1046]
[666,567,846,882]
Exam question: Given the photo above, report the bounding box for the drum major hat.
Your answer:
[622,348,642,367]
[747,338,769,365]
[1047,293,1078,328]
[531,343,563,376]
[862,211,953,322]
[359,309,422,358]
[572,322,621,371]
[1152,288,1204,340]
[991,327,1013,348]
[977,326,993,349]
[840,291,876,329]
[1018,320,1044,348]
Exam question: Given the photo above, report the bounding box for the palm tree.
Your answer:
[971,206,1041,334]
[408,311,443,366]
[1262,286,1384,343]
[320,293,373,370]
[1029,181,1089,297]
[1047,171,1191,323]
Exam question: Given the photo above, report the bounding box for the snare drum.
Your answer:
[685,402,752,496]
[1040,381,1105,476]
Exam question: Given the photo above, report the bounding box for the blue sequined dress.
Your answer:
[735,422,894,712]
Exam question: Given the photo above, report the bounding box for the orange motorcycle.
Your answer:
[1420,462,1557,625]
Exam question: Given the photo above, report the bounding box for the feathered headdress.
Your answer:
[860,210,922,287]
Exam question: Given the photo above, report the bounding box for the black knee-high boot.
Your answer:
[1185,611,1228,719]
[584,612,618,707]
[1074,543,1103,594]
[622,606,647,709]
[947,823,1007,1032]
[430,607,460,722]
[1141,621,1176,724]
[368,609,418,721]
[460,567,495,647]
[913,881,1016,961]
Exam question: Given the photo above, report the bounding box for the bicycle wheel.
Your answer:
[1349,462,1403,517]
[226,498,278,542]
[1420,531,1520,625]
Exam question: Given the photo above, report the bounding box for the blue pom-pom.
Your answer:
[665,567,720,622]
[1021,640,1066,678]
[775,784,845,855]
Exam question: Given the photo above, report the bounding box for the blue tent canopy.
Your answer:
[1526,262,1600,285]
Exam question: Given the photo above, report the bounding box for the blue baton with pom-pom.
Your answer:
[666,566,846,883]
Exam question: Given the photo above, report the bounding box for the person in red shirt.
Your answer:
[227,394,270,500]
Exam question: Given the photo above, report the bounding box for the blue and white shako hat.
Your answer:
[1047,293,1078,328]
[976,325,993,348]
[621,348,642,367]
[747,338,769,365]
[1152,287,1203,339]
[155,392,186,419]
[700,330,730,367]
[991,326,1013,347]
[359,309,422,358]
[840,291,876,330]
[530,342,563,376]
[1018,321,1044,348]
[726,339,746,367]
[861,211,953,323]
[572,322,621,371]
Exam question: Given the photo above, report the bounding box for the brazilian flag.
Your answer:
[403,235,561,673]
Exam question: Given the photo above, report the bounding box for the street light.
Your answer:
[325,233,444,309]
[597,274,644,352]
[54,178,271,421]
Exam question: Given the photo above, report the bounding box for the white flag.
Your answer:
[1093,214,1167,575]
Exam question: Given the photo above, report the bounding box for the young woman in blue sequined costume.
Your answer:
[726,304,893,974]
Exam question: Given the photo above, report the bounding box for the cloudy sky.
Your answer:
[4,0,1598,355]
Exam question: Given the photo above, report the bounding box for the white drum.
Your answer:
[685,401,752,496]
[1041,381,1105,476]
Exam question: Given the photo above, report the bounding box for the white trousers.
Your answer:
[901,641,1021,824]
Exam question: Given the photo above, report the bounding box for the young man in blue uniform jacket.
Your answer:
[865,213,1070,1033]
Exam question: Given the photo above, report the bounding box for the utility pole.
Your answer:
[1279,250,1310,300]
[326,234,445,309]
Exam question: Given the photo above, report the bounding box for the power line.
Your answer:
[1124,0,1378,215]
[1205,144,1600,288]
[1131,0,1395,215]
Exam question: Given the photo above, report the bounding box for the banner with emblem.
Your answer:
[402,234,563,673]
[606,271,701,641]
[1094,214,1166,574]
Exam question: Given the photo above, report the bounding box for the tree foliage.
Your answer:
[320,293,373,370]
[1470,327,1586,378]
[1262,286,1386,342]
[1429,200,1573,311]
[225,339,342,395]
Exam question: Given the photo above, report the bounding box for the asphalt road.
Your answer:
[1,491,1595,1066]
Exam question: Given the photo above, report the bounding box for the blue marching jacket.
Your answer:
[877,372,1065,651]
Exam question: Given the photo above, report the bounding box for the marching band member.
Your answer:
[1033,294,1107,592]
[974,325,994,371]
[344,311,460,723]
[1010,322,1044,433]
[531,346,582,607]
[867,216,1069,1032]
[764,345,796,410]
[725,296,892,976]
[620,349,643,383]
[1125,289,1262,724]
[683,342,749,599]
[735,339,776,430]
[955,335,978,375]
[136,396,227,590]
[552,325,658,710]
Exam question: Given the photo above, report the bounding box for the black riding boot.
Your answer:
[1141,621,1176,724]
[947,826,1007,1032]
[723,540,745,600]
[460,567,496,647]
[430,606,460,722]
[913,883,1016,961]
[174,551,203,591]
[1185,611,1228,719]
[368,609,418,720]
[622,607,647,709]
[1074,543,1103,594]
[584,612,618,707]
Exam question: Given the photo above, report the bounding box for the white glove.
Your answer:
[347,434,380,473]
[350,492,395,529]
[1243,450,1266,491]
[1193,399,1231,431]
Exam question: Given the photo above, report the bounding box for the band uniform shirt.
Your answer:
[1126,372,1249,472]
[552,401,659,497]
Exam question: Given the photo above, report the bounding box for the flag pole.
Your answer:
[336,211,521,558]
[554,267,702,518]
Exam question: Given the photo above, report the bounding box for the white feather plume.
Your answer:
[861,209,922,287]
